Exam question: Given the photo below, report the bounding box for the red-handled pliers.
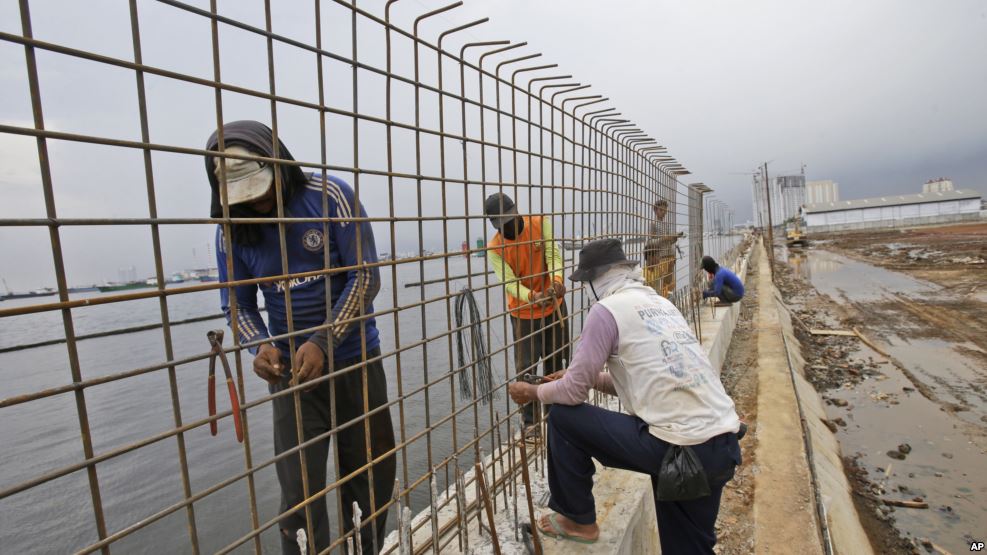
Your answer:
[207,329,244,443]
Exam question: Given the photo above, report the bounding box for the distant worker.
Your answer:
[508,239,742,554]
[206,120,395,555]
[484,192,569,434]
[701,256,745,304]
[643,199,684,298]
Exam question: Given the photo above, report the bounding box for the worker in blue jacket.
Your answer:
[206,120,394,554]
[701,256,745,304]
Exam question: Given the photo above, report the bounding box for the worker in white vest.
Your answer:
[508,238,742,554]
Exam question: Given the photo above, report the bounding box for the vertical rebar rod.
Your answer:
[126,2,202,552]
[261,1,316,551]
[17,1,110,552]
[475,462,501,555]
[436,18,484,513]
[206,2,262,549]
[351,2,382,551]
[384,0,412,512]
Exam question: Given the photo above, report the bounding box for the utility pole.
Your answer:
[763,162,775,279]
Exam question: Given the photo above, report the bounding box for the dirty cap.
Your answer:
[483,193,518,228]
[212,145,274,205]
[570,239,637,282]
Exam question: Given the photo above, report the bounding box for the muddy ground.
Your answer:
[770,223,987,554]
[714,257,759,555]
[771,255,918,554]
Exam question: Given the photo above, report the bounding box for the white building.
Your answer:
[806,180,839,204]
[922,178,954,193]
[751,174,767,228]
[751,173,806,227]
[803,189,982,232]
[776,174,805,223]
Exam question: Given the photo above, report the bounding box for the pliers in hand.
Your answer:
[207,329,244,443]
[519,373,545,385]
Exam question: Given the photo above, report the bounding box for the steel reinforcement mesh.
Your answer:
[0,1,738,553]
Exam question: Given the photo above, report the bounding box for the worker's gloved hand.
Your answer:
[293,342,325,390]
[253,343,283,385]
[551,281,566,298]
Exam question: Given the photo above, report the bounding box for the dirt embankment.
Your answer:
[714,258,759,555]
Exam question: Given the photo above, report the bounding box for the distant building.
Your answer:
[806,180,839,204]
[751,172,805,227]
[922,178,954,193]
[803,189,982,232]
[776,174,805,223]
[751,174,767,228]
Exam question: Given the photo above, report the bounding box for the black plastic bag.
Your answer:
[656,445,711,501]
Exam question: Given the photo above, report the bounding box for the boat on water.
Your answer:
[97,282,155,293]
[186,267,219,282]
[0,287,58,301]
[68,286,100,293]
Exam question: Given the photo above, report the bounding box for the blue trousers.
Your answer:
[546,403,741,555]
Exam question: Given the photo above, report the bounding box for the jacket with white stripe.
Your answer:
[217,173,380,361]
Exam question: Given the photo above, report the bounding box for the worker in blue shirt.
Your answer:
[206,120,394,555]
[701,256,745,304]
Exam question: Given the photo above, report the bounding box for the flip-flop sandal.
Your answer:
[537,513,598,545]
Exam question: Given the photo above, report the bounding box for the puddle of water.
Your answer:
[828,367,986,553]
[884,337,987,426]
[802,249,939,302]
[794,248,987,551]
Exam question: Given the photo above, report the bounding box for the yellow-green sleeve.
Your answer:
[542,218,564,282]
[487,249,532,303]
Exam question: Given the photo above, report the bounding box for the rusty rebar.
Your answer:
[0,4,741,554]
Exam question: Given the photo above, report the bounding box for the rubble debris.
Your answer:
[882,498,928,509]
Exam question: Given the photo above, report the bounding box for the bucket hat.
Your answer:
[570,239,637,282]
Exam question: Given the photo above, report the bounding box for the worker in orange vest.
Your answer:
[484,193,570,434]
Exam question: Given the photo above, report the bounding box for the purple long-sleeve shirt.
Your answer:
[537,304,619,404]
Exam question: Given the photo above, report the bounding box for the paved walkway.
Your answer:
[752,241,824,555]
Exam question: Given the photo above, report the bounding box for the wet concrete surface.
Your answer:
[785,247,987,553]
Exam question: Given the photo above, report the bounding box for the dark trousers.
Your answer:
[270,347,396,555]
[511,300,570,425]
[546,403,741,554]
[707,285,742,304]
[718,285,743,304]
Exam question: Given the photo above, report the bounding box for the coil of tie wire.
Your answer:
[454,288,497,404]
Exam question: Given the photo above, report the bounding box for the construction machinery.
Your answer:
[786,220,809,248]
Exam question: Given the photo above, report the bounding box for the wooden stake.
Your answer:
[882,498,928,509]
[853,327,891,357]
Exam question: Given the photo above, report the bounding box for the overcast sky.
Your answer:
[1,0,985,290]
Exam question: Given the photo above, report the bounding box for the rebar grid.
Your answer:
[0,2,740,553]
